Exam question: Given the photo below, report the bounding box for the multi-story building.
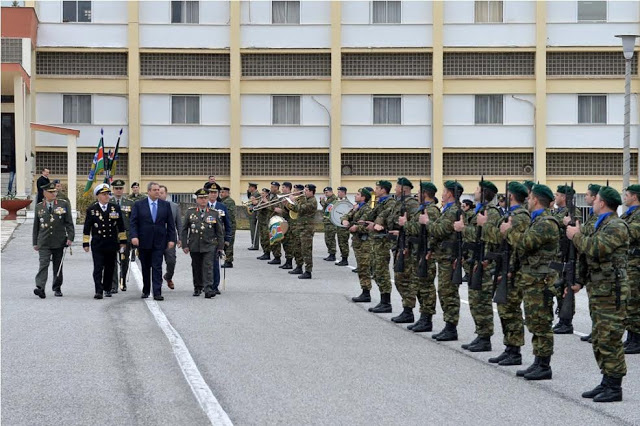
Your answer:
[2,0,639,207]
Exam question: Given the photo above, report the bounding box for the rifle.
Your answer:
[488,181,510,304]
[549,181,577,321]
[452,181,464,285]
[394,191,407,273]
[417,179,429,278]
[467,176,486,290]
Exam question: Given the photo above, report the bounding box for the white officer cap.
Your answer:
[94,183,112,196]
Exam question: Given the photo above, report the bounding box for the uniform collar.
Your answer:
[377,195,390,203]
[442,201,454,212]
[625,205,640,216]
[595,212,614,230]
[509,204,520,212]
[531,208,545,222]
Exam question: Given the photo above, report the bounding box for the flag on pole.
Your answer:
[83,129,106,195]
[107,128,123,181]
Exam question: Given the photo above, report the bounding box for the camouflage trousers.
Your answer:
[299,222,314,272]
[497,277,525,347]
[323,221,337,255]
[434,255,460,325]
[371,238,392,294]
[519,271,556,357]
[258,218,271,254]
[468,266,495,337]
[393,251,419,308]
[588,280,629,378]
[352,237,372,291]
[289,223,303,266]
[417,259,438,315]
[282,225,294,261]
[626,267,640,334]
[337,227,350,258]
[224,229,236,262]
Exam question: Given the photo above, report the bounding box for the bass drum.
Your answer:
[330,200,354,228]
[268,215,289,245]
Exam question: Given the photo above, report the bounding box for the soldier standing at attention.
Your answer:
[621,184,640,354]
[274,182,294,270]
[256,188,272,261]
[388,177,420,324]
[247,182,260,250]
[342,188,374,303]
[110,179,134,293]
[53,179,70,205]
[265,181,283,265]
[83,184,127,299]
[287,184,317,279]
[403,182,440,333]
[182,189,225,298]
[367,180,396,314]
[552,184,577,334]
[567,186,629,402]
[334,186,351,266]
[507,184,559,380]
[32,182,74,298]
[129,182,145,201]
[423,181,464,341]
[220,186,237,268]
[288,184,305,276]
[320,187,338,262]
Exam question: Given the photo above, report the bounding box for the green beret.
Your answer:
[444,180,464,195]
[358,187,372,200]
[556,185,575,196]
[112,179,126,188]
[420,182,438,193]
[397,177,413,189]
[523,180,535,190]
[194,188,208,197]
[626,184,640,195]
[598,186,622,207]
[587,183,601,195]
[531,184,554,202]
[508,181,528,199]
[479,180,498,193]
[40,182,57,192]
[376,180,392,192]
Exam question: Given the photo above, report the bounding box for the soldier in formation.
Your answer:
[320,187,338,262]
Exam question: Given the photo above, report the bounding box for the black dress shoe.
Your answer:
[298,271,312,279]
[54,290,63,297]
[193,289,202,297]
[34,288,46,299]
[105,291,112,298]
[213,289,221,295]
[141,293,149,299]
[154,295,164,301]
[94,293,103,299]
[121,285,127,292]
[204,292,214,299]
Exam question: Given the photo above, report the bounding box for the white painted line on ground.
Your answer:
[342,263,590,337]
[130,262,233,426]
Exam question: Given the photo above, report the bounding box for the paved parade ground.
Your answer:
[2,223,639,425]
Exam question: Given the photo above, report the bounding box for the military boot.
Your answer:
[582,376,606,399]
[434,322,458,341]
[410,314,433,333]
[593,376,623,403]
[257,253,270,260]
[324,254,336,261]
[391,307,414,324]
[468,337,492,352]
[581,333,592,342]
[288,265,303,275]
[517,357,539,377]
[553,319,574,334]
[488,347,510,364]
[369,293,392,313]
[461,336,481,350]
[624,332,640,354]
[298,271,312,280]
[352,289,371,303]
[267,257,281,265]
[524,356,552,380]
[335,257,349,266]
[279,259,293,270]
[498,346,522,366]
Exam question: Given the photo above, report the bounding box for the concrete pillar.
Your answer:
[67,134,77,213]
[431,2,444,190]
[329,1,342,188]
[229,1,241,201]
[13,76,27,196]
[534,1,547,184]
[127,2,141,186]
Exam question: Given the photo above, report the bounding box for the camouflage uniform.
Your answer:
[336,197,351,259]
[622,206,640,338]
[221,195,237,262]
[370,195,396,294]
[289,195,317,272]
[427,201,461,325]
[390,195,420,308]
[553,206,576,320]
[267,192,283,258]
[405,202,441,314]
[320,194,338,255]
[515,209,560,357]
[248,189,261,249]
[258,200,272,255]
[573,213,629,379]
[343,202,374,290]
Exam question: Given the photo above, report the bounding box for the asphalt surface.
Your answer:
[2,223,639,425]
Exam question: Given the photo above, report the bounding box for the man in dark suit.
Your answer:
[130,182,177,301]
[36,168,50,204]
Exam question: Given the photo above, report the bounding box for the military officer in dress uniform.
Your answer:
[83,184,127,299]
[32,182,74,298]
[110,179,134,293]
[182,189,225,298]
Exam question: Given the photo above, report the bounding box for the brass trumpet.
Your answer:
[252,190,304,212]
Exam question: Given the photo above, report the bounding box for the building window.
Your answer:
[63,95,91,124]
[578,95,606,124]
[62,1,92,23]
[578,1,607,22]
[171,1,199,24]
[474,0,503,23]
[272,96,301,125]
[475,95,503,124]
[373,96,401,125]
[272,1,300,24]
[372,1,401,24]
[171,95,200,124]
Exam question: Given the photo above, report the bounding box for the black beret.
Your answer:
[376,180,392,192]
[52,179,61,184]
[323,187,333,192]
[131,182,139,188]
[294,184,304,190]
[282,182,292,189]
[306,184,316,191]
[270,181,280,187]
[337,186,347,192]
[420,182,437,193]
[397,177,413,189]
